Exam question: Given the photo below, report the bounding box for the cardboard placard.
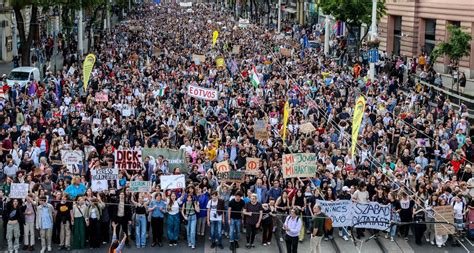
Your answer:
[299,122,316,134]
[192,54,206,64]
[254,120,269,140]
[245,158,260,175]
[282,153,317,178]
[433,206,455,235]
[9,183,29,199]
[215,161,230,179]
[114,150,143,171]
[95,92,108,102]
[232,45,240,54]
[281,48,291,57]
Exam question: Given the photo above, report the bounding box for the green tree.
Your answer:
[431,24,472,67]
[320,0,386,52]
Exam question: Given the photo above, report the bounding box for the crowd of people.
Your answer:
[0,2,474,253]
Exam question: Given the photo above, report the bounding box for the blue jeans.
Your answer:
[229,219,241,242]
[390,225,397,238]
[167,214,180,241]
[210,220,222,245]
[186,214,197,246]
[135,215,147,247]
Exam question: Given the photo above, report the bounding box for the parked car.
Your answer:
[6,67,40,88]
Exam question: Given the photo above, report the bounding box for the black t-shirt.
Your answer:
[56,202,72,223]
[244,202,262,225]
[228,199,245,220]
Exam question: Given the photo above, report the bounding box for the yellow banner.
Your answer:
[351,96,366,157]
[282,101,290,143]
[212,30,219,46]
[216,57,224,68]
[82,54,96,92]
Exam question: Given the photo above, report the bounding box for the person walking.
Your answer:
[228,191,245,250]
[243,193,263,248]
[182,193,199,249]
[207,191,225,249]
[36,196,54,253]
[22,194,36,251]
[5,198,22,253]
[148,192,166,247]
[310,205,325,253]
[283,208,303,253]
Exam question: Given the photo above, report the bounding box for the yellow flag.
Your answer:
[216,57,224,68]
[82,54,96,92]
[282,101,290,143]
[351,96,366,157]
[212,30,219,46]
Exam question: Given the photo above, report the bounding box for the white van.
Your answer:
[6,67,40,88]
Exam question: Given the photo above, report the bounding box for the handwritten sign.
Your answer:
[433,206,455,235]
[316,200,352,227]
[245,158,260,175]
[220,170,245,183]
[282,153,317,178]
[114,150,142,171]
[91,168,118,180]
[9,183,29,199]
[160,175,186,190]
[91,180,108,192]
[215,161,230,179]
[95,92,108,102]
[254,120,269,140]
[187,85,219,101]
[232,45,240,54]
[192,54,206,65]
[129,181,152,192]
[60,150,84,174]
[281,48,291,57]
[299,122,316,134]
[352,202,391,230]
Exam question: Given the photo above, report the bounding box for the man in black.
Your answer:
[310,205,325,253]
[228,191,245,250]
[243,194,263,249]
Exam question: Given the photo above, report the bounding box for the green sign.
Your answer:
[142,148,188,172]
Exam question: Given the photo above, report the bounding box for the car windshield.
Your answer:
[8,71,29,81]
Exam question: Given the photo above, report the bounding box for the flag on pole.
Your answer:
[351,96,366,157]
[157,85,167,96]
[282,101,290,143]
[82,54,96,92]
[250,66,260,88]
[212,31,219,46]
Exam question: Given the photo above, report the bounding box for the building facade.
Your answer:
[379,0,474,78]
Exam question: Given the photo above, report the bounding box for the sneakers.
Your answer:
[384,234,389,239]
[404,237,408,241]
[263,243,268,246]
[343,236,349,241]
[192,245,195,249]
[339,231,343,237]
[210,243,216,249]
[280,238,284,242]
[324,237,329,241]
[40,248,46,253]
[430,241,434,245]
[246,243,251,249]
[218,244,224,249]
[390,237,394,242]
[426,238,430,242]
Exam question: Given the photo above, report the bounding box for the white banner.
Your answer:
[179,2,192,7]
[10,183,29,199]
[91,168,119,180]
[91,180,108,192]
[316,200,390,230]
[187,85,219,101]
[160,175,186,190]
[316,200,352,227]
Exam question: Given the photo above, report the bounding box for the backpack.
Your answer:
[324,214,333,232]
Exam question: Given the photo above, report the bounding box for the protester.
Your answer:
[284,208,303,253]
[310,205,325,253]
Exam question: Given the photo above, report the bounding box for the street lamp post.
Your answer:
[11,11,18,57]
[369,0,377,81]
[78,2,84,56]
[277,0,281,33]
[324,14,329,55]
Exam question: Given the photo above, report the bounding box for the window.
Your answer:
[424,19,436,55]
[393,16,402,56]
[450,21,461,28]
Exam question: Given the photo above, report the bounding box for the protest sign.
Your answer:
[352,202,391,230]
[282,153,317,178]
[9,183,29,199]
[187,85,219,101]
[179,2,192,7]
[220,170,245,183]
[192,54,206,64]
[160,175,186,190]
[91,180,108,192]
[245,158,260,175]
[67,67,75,76]
[91,168,119,180]
[299,122,316,134]
[215,161,230,179]
[232,45,240,54]
[142,148,188,172]
[95,92,108,102]
[254,120,269,140]
[130,181,152,192]
[114,150,142,171]
[60,150,84,174]
[281,48,291,57]
[316,200,352,227]
[93,118,101,125]
[216,57,225,68]
[433,206,455,235]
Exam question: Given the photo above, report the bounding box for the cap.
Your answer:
[342,186,350,192]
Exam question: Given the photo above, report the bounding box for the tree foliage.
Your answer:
[319,0,386,29]
[431,24,472,65]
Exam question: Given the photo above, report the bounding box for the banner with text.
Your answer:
[282,153,317,178]
[91,168,119,180]
[95,92,108,102]
[115,150,143,171]
[187,85,219,101]
[61,150,84,174]
[215,161,230,179]
[433,206,455,235]
[9,183,29,199]
[142,148,188,172]
[130,181,152,192]
[316,200,352,227]
[160,175,186,190]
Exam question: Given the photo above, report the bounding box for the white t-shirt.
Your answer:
[206,199,222,221]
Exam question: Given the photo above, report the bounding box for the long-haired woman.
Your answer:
[166,192,181,246]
